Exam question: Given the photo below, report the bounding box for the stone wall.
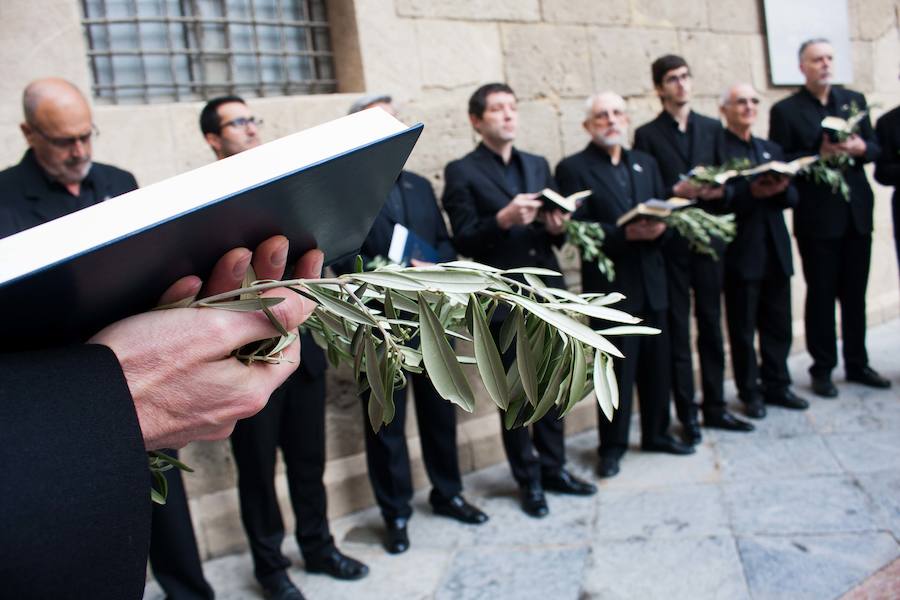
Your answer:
[0,0,897,561]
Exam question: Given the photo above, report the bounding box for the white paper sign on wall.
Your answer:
[763,0,853,86]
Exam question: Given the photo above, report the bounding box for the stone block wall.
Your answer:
[0,0,897,562]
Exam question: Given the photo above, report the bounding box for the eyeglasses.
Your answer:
[221,116,263,130]
[29,123,99,149]
[662,72,692,85]
[732,97,761,107]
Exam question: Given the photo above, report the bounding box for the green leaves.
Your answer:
[469,293,509,410]
[565,219,616,281]
[665,209,736,258]
[418,292,475,412]
[192,259,652,436]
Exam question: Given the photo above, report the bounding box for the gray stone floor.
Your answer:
[146,319,900,600]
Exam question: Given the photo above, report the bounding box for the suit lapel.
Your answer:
[624,151,650,204]
[586,148,630,214]
[522,153,539,193]
[751,137,771,164]
[689,112,709,166]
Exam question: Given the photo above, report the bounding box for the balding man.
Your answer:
[769,39,889,397]
[719,83,806,420]
[0,78,136,234]
[0,79,213,600]
[557,92,693,478]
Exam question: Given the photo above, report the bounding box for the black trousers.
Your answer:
[894,191,900,284]
[149,450,214,600]
[361,371,463,521]
[796,234,872,377]
[230,370,333,581]
[723,269,793,402]
[491,322,566,487]
[665,242,726,421]
[595,309,672,459]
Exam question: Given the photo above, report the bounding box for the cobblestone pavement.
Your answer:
[146,319,900,600]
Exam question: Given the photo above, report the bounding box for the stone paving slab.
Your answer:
[581,535,750,600]
[737,533,900,600]
[145,319,900,599]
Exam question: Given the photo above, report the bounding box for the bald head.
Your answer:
[583,91,629,149]
[20,78,94,186]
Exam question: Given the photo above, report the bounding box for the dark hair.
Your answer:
[468,83,515,118]
[200,95,246,135]
[651,55,689,87]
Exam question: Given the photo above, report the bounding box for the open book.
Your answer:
[0,108,423,346]
[738,155,819,179]
[822,112,868,142]
[615,198,694,227]
[537,188,592,213]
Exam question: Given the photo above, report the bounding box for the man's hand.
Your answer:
[672,179,702,199]
[821,133,866,159]
[496,193,542,228]
[542,208,569,235]
[750,174,791,199]
[624,219,667,241]
[89,236,322,450]
[697,185,725,201]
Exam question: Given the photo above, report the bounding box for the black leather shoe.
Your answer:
[766,388,810,410]
[642,435,695,455]
[305,547,369,580]
[704,411,755,432]
[743,396,767,419]
[384,518,409,554]
[682,419,702,445]
[519,483,549,518]
[431,493,489,524]
[542,468,597,496]
[811,376,838,398]
[597,456,620,478]
[847,366,892,389]
[259,571,306,600]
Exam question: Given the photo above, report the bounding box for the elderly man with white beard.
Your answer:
[556,91,693,479]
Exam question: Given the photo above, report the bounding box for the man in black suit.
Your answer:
[718,82,808,419]
[557,91,695,477]
[339,93,489,555]
[442,83,596,517]
[632,55,739,444]
[769,39,890,397]
[1,236,324,600]
[0,78,213,600]
[200,96,367,600]
[874,103,900,281]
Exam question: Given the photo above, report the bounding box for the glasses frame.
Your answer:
[28,122,100,149]
[220,116,263,131]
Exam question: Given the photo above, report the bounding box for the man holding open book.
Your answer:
[443,83,596,518]
[769,39,890,398]
[718,83,808,419]
[557,91,694,478]
[632,55,730,446]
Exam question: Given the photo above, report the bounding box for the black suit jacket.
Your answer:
[875,104,900,202]
[556,144,669,314]
[358,170,456,264]
[0,345,150,599]
[721,136,798,280]
[0,150,138,238]
[442,144,564,288]
[633,110,725,194]
[769,86,880,239]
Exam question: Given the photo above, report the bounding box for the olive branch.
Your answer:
[148,259,658,503]
[666,209,736,259]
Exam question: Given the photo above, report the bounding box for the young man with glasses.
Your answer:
[633,55,755,440]
[200,95,368,600]
[718,82,808,420]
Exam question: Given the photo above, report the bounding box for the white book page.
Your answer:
[387,223,409,264]
[0,107,407,284]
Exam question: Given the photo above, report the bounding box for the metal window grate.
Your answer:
[81,0,337,104]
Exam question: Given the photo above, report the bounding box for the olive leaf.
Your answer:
[417,292,475,412]
[469,293,510,410]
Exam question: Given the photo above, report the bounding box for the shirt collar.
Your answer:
[478,142,520,167]
[21,148,95,199]
[724,128,754,147]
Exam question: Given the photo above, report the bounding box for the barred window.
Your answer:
[80,0,337,104]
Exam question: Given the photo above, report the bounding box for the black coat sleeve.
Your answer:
[441,159,505,258]
[875,108,900,187]
[0,344,151,600]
